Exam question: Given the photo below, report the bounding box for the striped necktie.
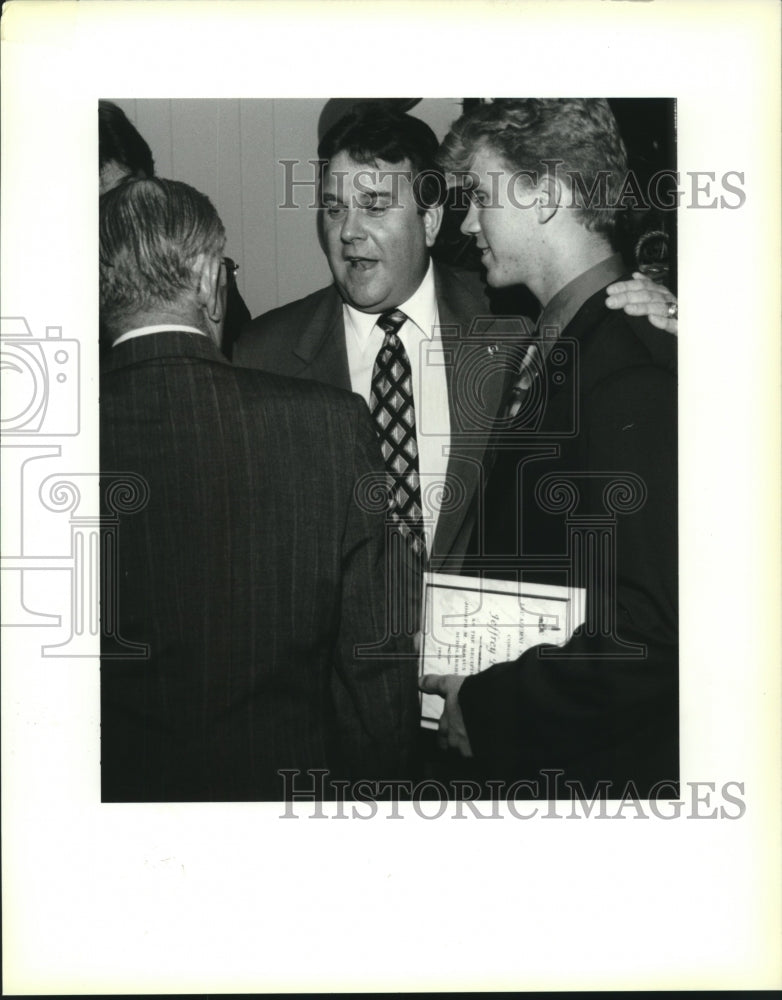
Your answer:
[504,339,542,421]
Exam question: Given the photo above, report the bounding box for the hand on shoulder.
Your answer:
[605,272,678,335]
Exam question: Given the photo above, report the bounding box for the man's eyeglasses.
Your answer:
[222,257,240,286]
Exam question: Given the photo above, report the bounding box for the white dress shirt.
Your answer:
[343,261,451,550]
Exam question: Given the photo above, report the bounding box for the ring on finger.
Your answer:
[666,301,678,319]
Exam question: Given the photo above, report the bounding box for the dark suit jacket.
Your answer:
[460,284,678,799]
[233,263,530,572]
[100,331,418,801]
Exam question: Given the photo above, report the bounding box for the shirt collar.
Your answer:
[537,252,626,342]
[112,324,209,347]
[343,259,437,342]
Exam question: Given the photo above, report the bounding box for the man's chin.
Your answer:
[484,267,513,291]
[337,279,390,313]
[347,301,388,315]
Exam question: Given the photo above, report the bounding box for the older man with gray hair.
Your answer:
[100,177,418,801]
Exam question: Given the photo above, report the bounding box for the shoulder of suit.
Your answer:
[232,284,339,367]
[242,284,337,336]
[572,294,677,391]
[230,362,362,411]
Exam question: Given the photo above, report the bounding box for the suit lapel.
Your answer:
[291,286,352,392]
[276,269,533,568]
[431,264,533,567]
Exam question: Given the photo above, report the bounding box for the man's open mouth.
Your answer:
[344,256,378,270]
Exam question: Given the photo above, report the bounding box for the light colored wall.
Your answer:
[110,98,463,319]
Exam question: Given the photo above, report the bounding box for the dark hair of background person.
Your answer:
[317,101,445,209]
[99,100,155,178]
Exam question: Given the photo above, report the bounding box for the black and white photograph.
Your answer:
[2,0,780,993]
[98,96,679,804]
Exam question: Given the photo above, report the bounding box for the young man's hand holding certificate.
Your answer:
[418,573,586,752]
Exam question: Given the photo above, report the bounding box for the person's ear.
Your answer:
[536,175,563,224]
[422,203,444,248]
[195,253,224,322]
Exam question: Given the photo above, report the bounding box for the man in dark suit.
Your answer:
[100,177,418,801]
[421,100,678,799]
[234,105,519,575]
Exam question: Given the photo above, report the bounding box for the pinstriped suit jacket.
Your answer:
[100,331,418,801]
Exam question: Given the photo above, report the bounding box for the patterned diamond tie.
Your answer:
[369,309,425,557]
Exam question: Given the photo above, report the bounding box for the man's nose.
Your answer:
[340,207,366,243]
[460,200,481,237]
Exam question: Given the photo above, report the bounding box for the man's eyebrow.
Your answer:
[321,189,395,206]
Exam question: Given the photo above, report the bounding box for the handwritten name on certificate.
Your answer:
[419,573,586,729]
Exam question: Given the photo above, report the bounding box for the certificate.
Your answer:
[419,572,586,729]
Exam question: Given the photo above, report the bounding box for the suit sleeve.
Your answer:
[458,362,678,795]
[331,399,420,780]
